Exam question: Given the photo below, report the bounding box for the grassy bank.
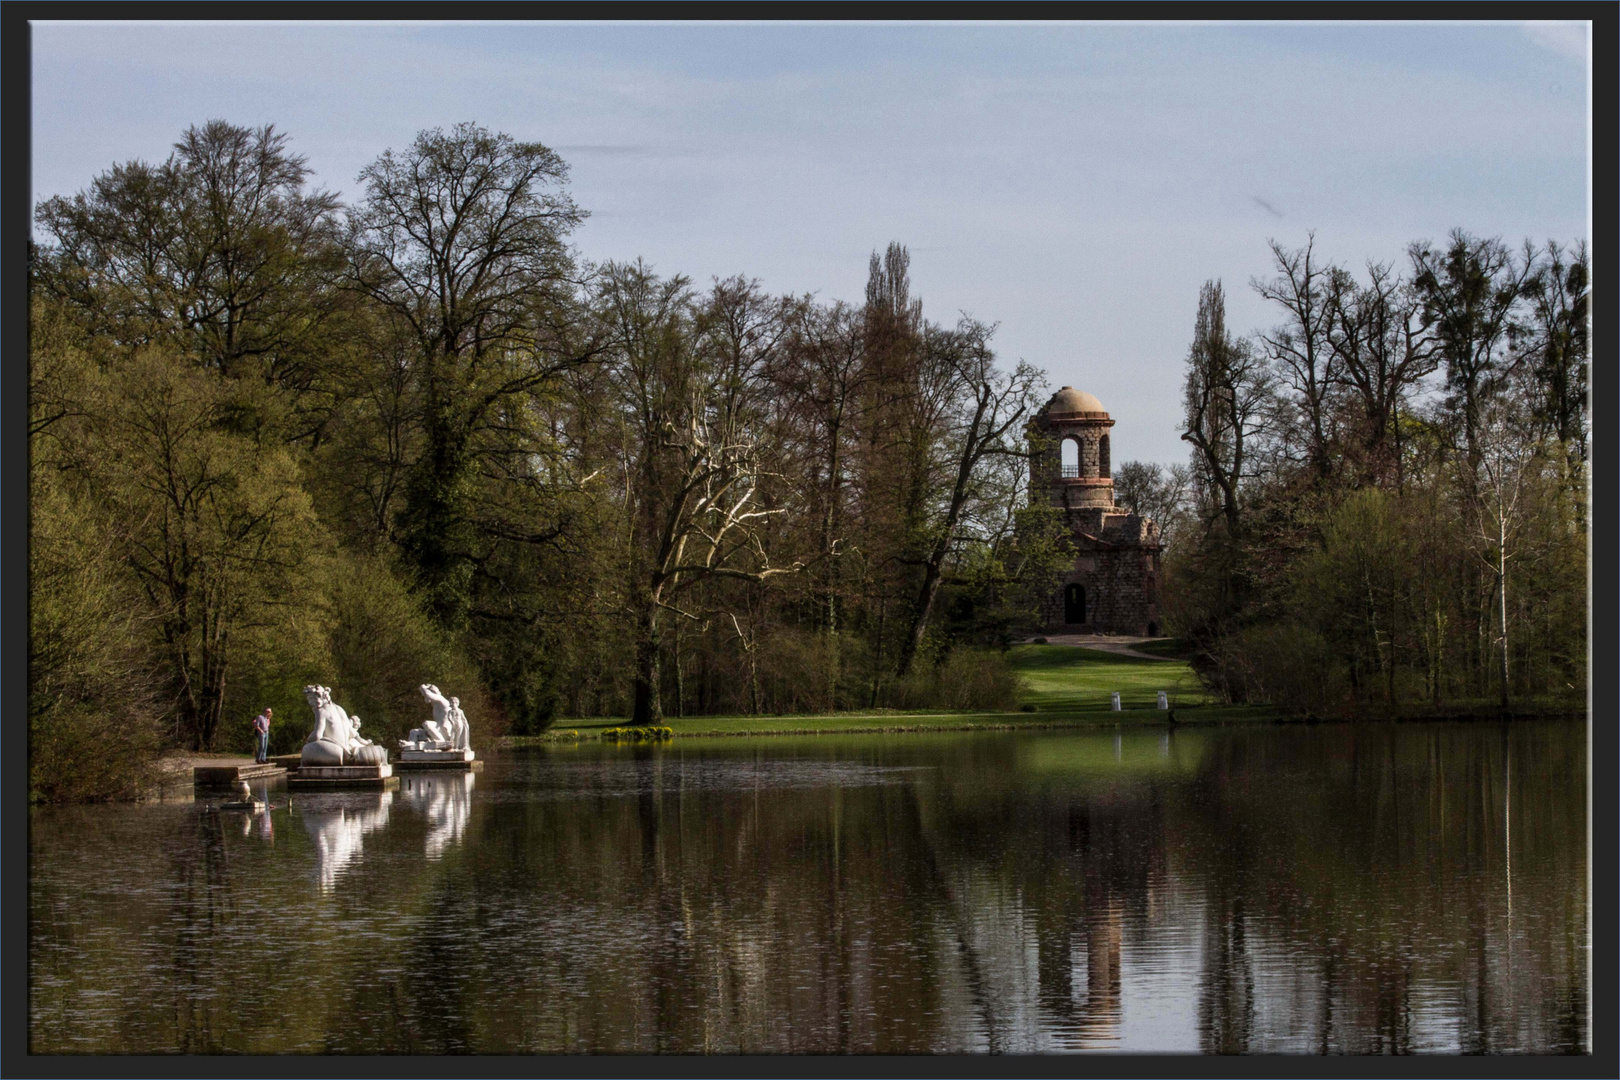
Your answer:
[504,644,1281,745]
[501,642,1582,747]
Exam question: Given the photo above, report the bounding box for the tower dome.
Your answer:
[1045,387,1107,415]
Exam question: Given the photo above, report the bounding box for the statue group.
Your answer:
[299,685,388,767]
[401,684,471,753]
[298,682,473,767]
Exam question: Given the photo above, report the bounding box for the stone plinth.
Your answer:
[288,763,398,790]
[400,748,474,761]
[396,752,484,772]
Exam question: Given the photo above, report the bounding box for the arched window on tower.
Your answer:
[1060,437,1079,478]
[1099,434,1111,479]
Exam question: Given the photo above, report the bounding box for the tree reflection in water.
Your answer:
[27,722,1587,1054]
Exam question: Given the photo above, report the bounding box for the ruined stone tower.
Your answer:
[1030,387,1162,635]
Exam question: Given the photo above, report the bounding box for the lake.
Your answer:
[29,721,1588,1055]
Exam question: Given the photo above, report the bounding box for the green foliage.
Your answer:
[889,648,1024,712]
[600,726,674,742]
[322,551,494,750]
[1172,233,1587,714]
[29,463,165,802]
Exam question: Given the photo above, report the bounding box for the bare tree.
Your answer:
[1324,261,1439,488]
[897,321,1043,676]
[1113,460,1193,549]
[599,264,804,724]
[1473,398,1542,708]
[1253,235,1337,484]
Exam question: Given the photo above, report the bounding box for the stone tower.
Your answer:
[1030,387,1162,635]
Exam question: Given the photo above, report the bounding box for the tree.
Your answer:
[1520,240,1589,507]
[895,322,1043,676]
[346,122,594,624]
[1472,398,1542,708]
[1408,231,1535,484]
[597,263,804,724]
[1253,235,1337,485]
[1324,260,1438,488]
[1181,280,1272,538]
[51,349,328,750]
[29,310,166,798]
[776,299,868,701]
[34,120,348,435]
[1113,460,1193,550]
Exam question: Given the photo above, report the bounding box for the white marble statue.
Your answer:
[300,684,388,767]
[448,697,470,751]
[404,684,471,752]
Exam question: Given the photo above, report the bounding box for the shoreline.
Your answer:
[502,703,1586,745]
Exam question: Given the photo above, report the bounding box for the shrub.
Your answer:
[889,647,1023,712]
[601,726,674,742]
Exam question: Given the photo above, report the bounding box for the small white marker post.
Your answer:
[1110,692,1122,711]
[1157,691,1168,710]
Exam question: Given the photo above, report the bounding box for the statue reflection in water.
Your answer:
[399,772,476,859]
[300,794,395,892]
[238,809,276,842]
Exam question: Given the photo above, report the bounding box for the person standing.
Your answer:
[252,707,272,764]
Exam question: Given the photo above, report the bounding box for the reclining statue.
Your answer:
[300,684,388,767]
[403,684,471,752]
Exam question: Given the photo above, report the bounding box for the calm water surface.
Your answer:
[30,722,1588,1054]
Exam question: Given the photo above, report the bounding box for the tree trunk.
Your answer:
[631,602,663,726]
[1497,516,1511,709]
[898,556,945,678]
[672,618,685,719]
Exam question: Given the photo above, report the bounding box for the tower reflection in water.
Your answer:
[300,794,395,892]
[399,772,476,859]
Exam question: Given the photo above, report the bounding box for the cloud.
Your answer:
[1522,21,1589,66]
[1251,196,1285,220]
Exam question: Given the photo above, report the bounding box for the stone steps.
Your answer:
[193,763,287,788]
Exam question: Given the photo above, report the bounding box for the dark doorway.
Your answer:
[1064,583,1086,624]
[1147,621,1158,637]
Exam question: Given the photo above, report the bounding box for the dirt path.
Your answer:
[1023,634,1177,662]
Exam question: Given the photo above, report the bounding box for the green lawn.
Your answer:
[501,642,1279,744]
[503,641,1573,745]
[1008,644,1206,714]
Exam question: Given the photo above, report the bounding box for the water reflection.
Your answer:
[400,772,476,859]
[28,723,1587,1054]
[300,793,394,893]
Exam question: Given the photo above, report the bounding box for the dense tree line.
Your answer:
[29,121,1066,798]
[1148,232,1588,714]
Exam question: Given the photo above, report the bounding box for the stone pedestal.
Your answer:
[288,763,398,790]
[396,749,481,772]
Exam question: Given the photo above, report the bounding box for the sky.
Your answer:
[30,19,1590,468]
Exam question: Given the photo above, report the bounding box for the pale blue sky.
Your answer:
[31,20,1590,467]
